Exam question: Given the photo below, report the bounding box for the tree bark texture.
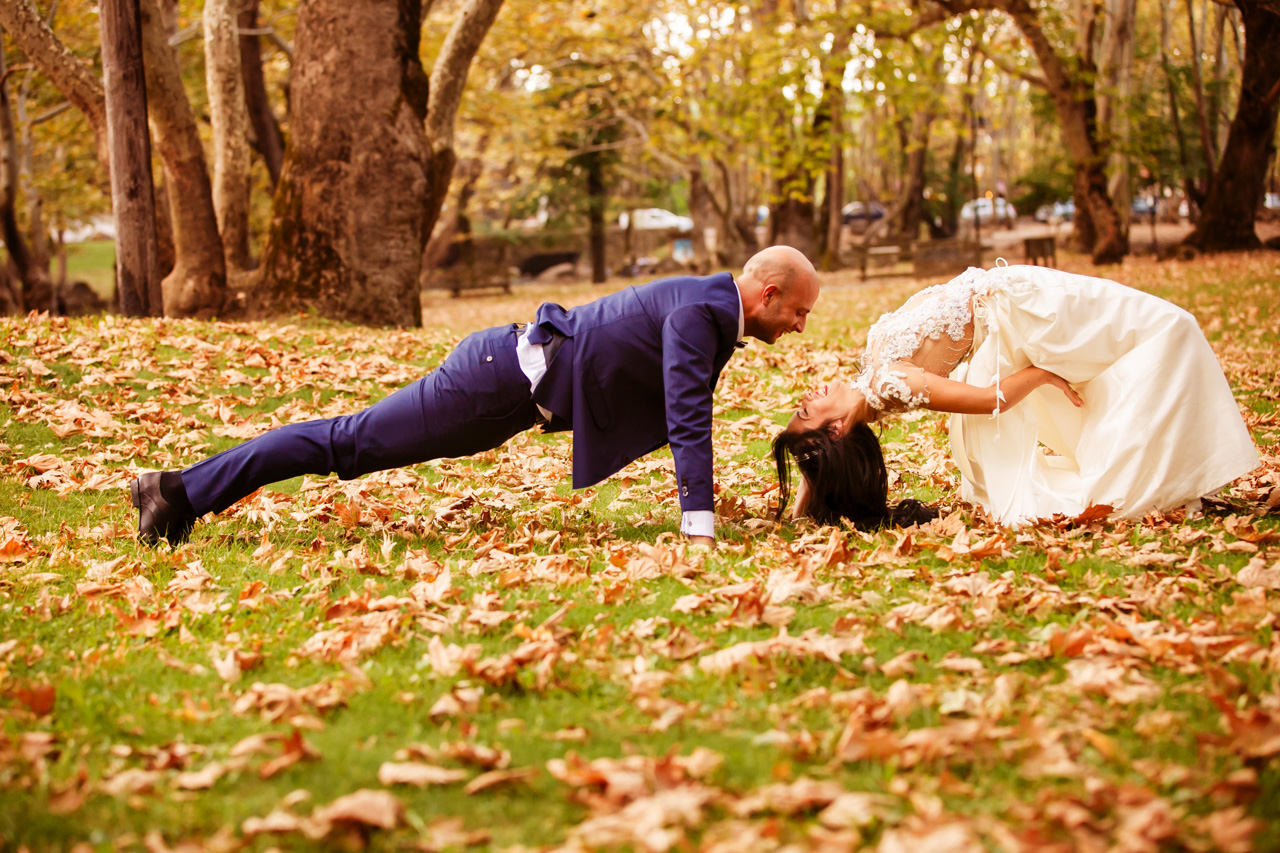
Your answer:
[422,0,507,248]
[1099,0,1136,235]
[1,39,38,312]
[99,0,160,316]
[1182,0,1280,252]
[1159,0,1200,210]
[16,61,52,297]
[1185,0,1218,188]
[821,142,844,271]
[238,0,284,187]
[816,12,852,270]
[254,0,432,327]
[0,0,109,171]
[137,0,225,316]
[687,162,714,272]
[585,151,606,283]
[770,194,818,258]
[898,112,932,245]
[204,0,252,271]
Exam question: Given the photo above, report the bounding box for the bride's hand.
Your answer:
[1043,371,1083,407]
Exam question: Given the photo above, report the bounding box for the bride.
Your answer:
[773,264,1259,527]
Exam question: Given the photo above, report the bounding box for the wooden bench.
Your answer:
[424,234,513,297]
[847,244,904,281]
[1024,235,1056,266]
[912,240,984,278]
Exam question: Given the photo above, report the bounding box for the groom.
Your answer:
[132,246,820,547]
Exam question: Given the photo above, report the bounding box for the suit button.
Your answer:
[486,356,493,362]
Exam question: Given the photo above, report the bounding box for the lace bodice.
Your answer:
[852,267,992,412]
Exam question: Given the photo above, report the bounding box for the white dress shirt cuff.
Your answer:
[681,510,715,539]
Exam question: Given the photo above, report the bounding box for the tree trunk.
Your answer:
[688,162,714,273]
[253,0,433,327]
[1099,0,1136,237]
[99,0,160,316]
[769,194,817,257]
[1,39,34,312]
[422,0,506,249]
[701,155,757,267]
[898,111,932,244]
[0,261,18,315]
[238,0,284,187]
[0,0,109,171]
[16,56,52,300]
[1185,0,1218,190]
[1005,0,1128,262]
[1160,0,1200,210]
[820,141,844,270]
[1183,0,1280,252]
[204,0,252,271]
[153,175,176,278]
[816,13,851,271]
[136,0,225,316]
[586,151,606,283]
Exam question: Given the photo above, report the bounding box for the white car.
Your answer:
[960,198,1017,224]
[619,208,694,231]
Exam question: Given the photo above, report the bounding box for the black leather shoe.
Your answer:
[131,472,196,546]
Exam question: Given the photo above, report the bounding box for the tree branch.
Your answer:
[0,0,106,167]
[870,5,958,39]
[31,100,71,124]
[0,64,34,89]
[264,29,293,63]
[972,37,1047,88]
[426,0,506,153]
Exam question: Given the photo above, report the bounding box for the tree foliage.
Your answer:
[1,0,1277,323]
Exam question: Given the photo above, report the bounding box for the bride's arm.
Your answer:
[790,475,812,520]
[885,363,1082,415]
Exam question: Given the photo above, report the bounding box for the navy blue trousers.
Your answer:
[181,325,539,516]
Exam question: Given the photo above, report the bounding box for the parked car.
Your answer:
[841,200,887,226]
[62,215,116,242]
[1131,197,1156,217]
[618,208,693,232]
[960,197,1017,225]
[1034,199,1075,223]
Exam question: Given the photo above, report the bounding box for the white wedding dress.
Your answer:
[851,265,1259,524]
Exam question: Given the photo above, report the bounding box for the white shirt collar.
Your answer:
[733,280,745,343]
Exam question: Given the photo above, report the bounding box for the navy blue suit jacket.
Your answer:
[526,272,743,514]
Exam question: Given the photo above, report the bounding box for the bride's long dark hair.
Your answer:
[772,422,937,529]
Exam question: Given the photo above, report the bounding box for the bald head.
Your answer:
[738,246,820,344]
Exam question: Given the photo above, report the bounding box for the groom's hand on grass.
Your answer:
[687,535,715,548]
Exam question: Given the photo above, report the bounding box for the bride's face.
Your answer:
[788,380,862,434]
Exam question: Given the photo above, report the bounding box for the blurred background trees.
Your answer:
[0,0,1276,325]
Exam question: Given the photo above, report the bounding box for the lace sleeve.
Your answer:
[853,361,930,413]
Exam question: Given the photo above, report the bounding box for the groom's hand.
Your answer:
[687,535,715,548]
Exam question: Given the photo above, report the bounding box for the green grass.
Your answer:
[0,252,1278,850]
[64,240,116,299]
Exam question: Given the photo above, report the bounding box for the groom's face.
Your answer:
[753,281,817,343]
